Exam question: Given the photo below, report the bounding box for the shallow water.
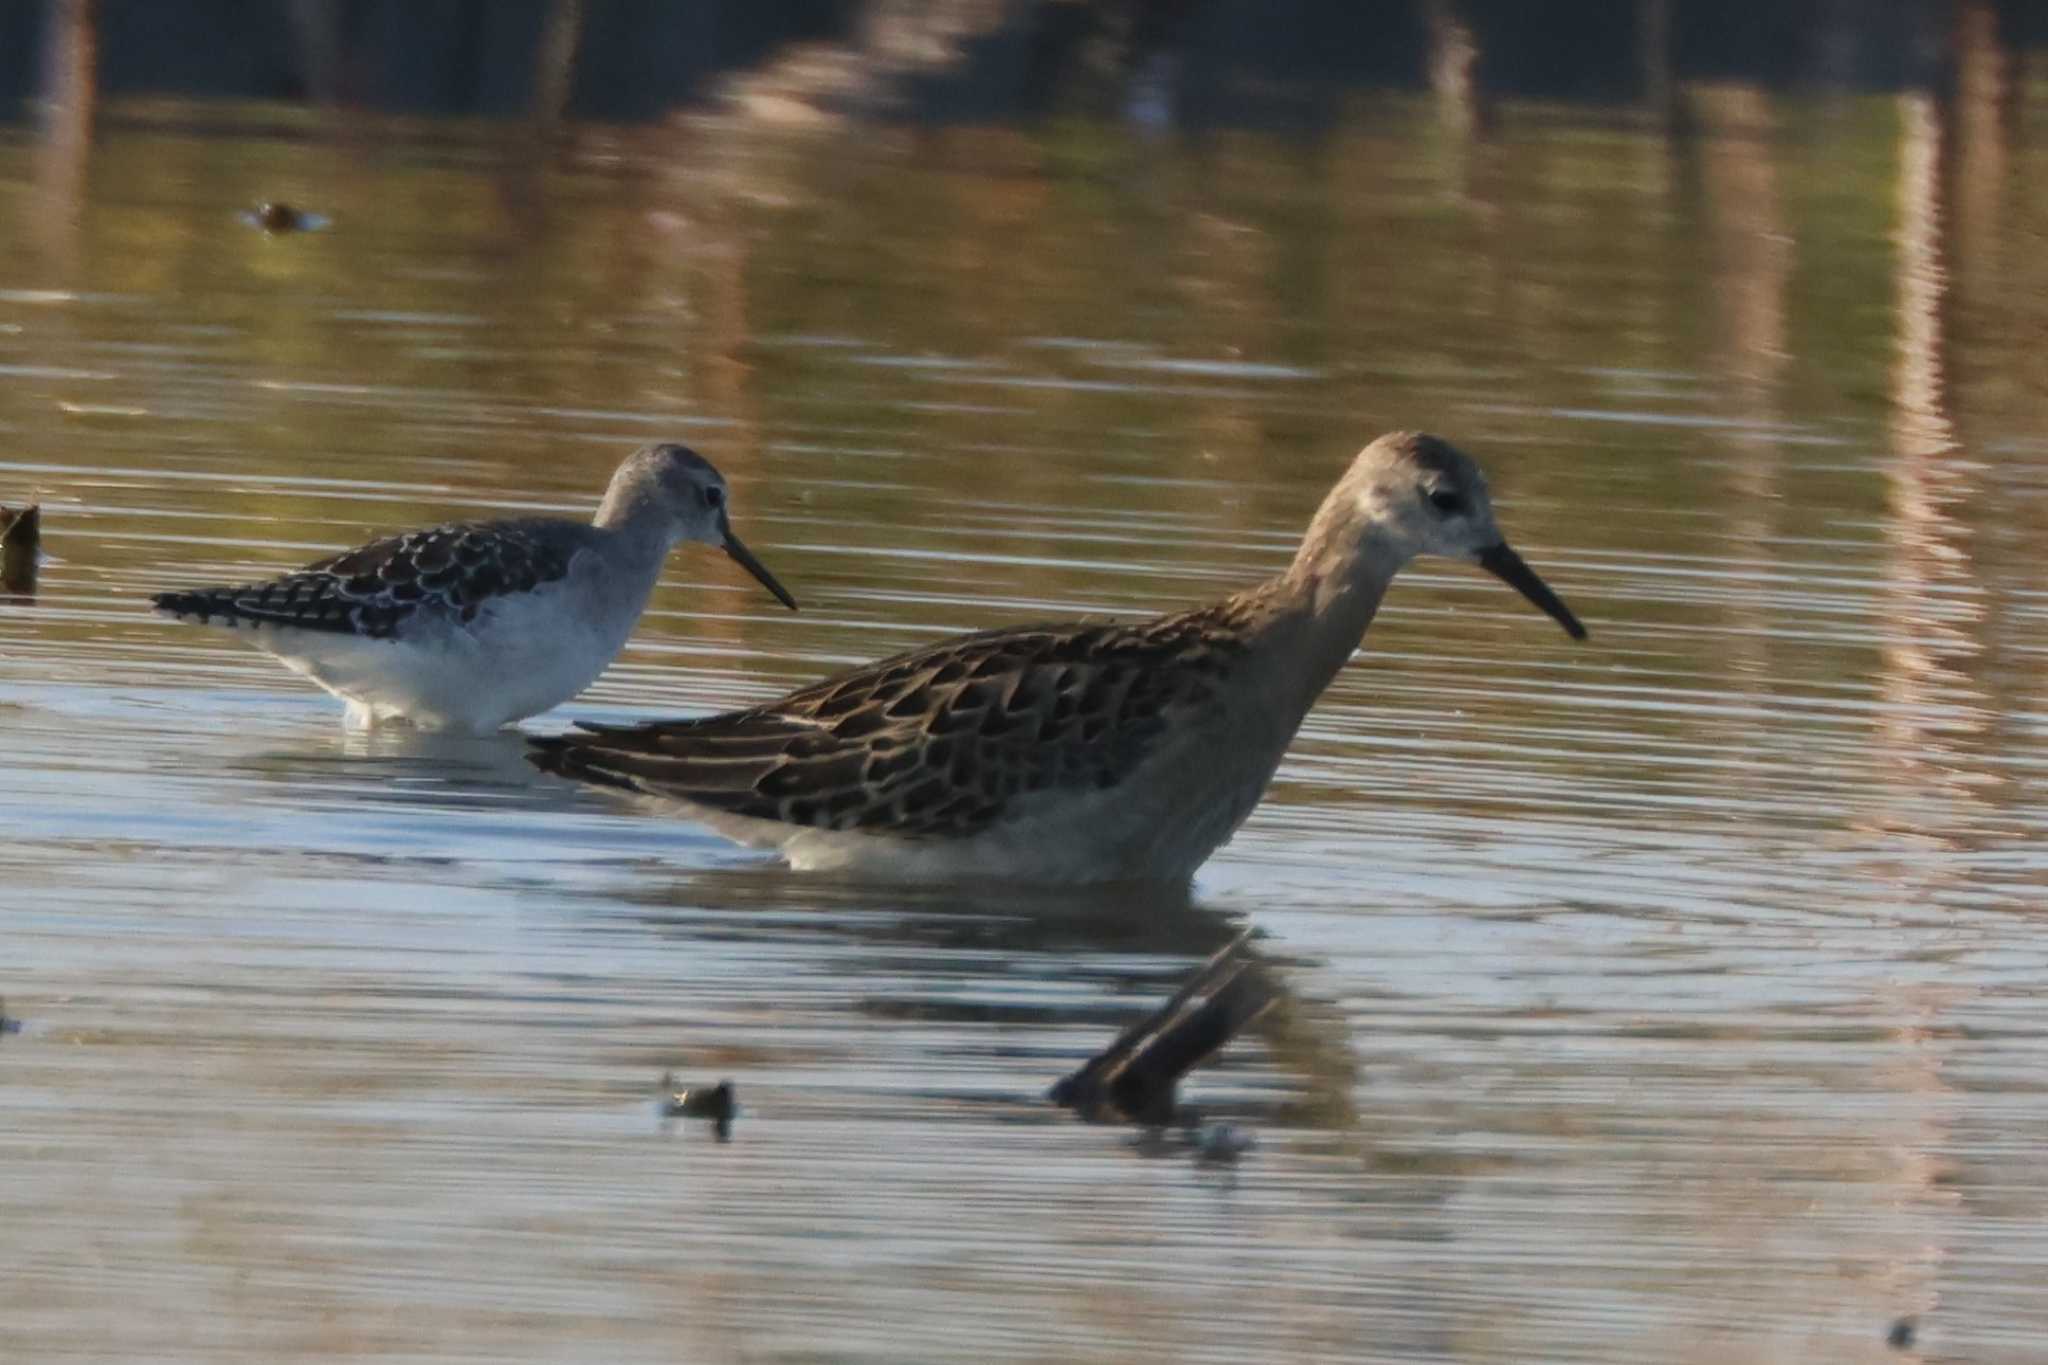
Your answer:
[4,91,2048,1363]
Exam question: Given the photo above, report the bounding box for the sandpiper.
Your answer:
[530,432,1585,882]
[153,443,797,732]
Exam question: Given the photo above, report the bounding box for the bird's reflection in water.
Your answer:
[221,723,583,816]
[613,865,1243,957]
[595,865,1366,1147]
[207,710,1370,1151]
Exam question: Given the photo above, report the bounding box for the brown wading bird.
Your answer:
[530,432,1587,884]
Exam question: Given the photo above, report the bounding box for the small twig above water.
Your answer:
[1049,929,1276,1143]
[1,504,40,595]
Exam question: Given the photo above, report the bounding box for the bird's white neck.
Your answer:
[592,483,681,567]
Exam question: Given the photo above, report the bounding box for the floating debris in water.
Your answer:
[1126,1114,1257,1168]
[1,504,38,594]
[659,1072,736,1142]
[242,202,329,233]
[1050,929,1274,1156]
[0,998,21,1037]
[1189,1121,1256,1165]
[1887,1316,1916,1350]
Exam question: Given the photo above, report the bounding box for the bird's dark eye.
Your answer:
[1427,488,1465,515]
[702,486,724,509]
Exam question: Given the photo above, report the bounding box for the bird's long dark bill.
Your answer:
[721,527,799,611]
[1478,542,1587,640]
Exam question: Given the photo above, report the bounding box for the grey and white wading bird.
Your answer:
[530,432,1587,884]
[152,443,797,733]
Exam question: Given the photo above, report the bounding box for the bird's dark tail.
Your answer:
[525,733,642,793]
[151,587,247,626]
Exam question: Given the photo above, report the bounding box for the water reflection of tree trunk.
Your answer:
[492,0,588,234]
[1950,2,2012,276]
[1637,0,1674,129]
[33,0,95,271]
[1859,74,1989,1343]
[695,189,761,451]
[531,0,587,137]
[1812,0,1866,93]
[286,0,341,107]
[1878,89,1987,844]
[710,0,1008,128]
[1420,0,1486,142]
[1419,0,1491,210]
[1944,0,2025,816]
[1687,86,1787,725]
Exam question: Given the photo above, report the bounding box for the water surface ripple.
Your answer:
[3,96,2046,1363]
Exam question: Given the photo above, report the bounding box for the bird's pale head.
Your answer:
[602,443,798,611]
[1312,431,1586,640]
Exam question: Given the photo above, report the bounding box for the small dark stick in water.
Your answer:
[243,202,330,233]
[659,1073,737,1142]
[1050,930,1274,1133]
[1,504,39,593]
[254,202,304,231]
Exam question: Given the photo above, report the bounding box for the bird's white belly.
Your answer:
[263,578,639,733]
